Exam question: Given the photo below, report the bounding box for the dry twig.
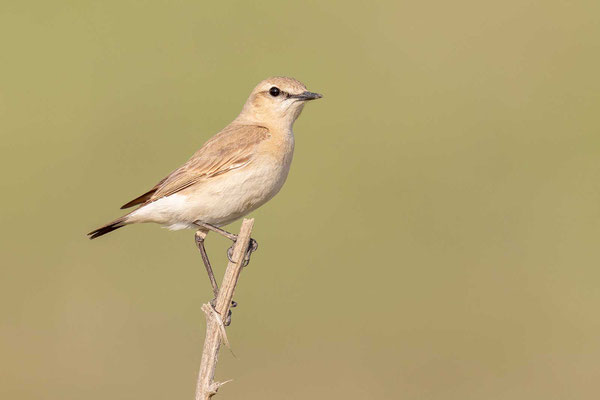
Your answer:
[195,218,255,400]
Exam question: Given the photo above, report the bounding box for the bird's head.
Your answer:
[237,76,322,129]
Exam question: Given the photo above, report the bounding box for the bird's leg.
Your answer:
[194,230,219,298]
[195,222,238,241]
[194,230,237,322]
[194,221,258,267]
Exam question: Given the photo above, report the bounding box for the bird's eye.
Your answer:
[269,87,280,97]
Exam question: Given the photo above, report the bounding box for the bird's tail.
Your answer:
[87,215,129,239]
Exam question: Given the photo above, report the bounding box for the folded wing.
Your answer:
[121,124,269,209]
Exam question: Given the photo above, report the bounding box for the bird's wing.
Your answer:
[120,124,269,208]
[120,178,168,209]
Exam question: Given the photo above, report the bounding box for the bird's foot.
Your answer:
[209,298,237,326]
[210,298,237,308]
[227,238,258,267]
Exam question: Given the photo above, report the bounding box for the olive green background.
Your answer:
[1,1,599,399]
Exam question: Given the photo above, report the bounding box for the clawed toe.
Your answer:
[226,237,258,267]
[210,298,237,308]
[242,238,258,267]
[210,298,237,326]
[248,238,258,253]
[227,246,235,263]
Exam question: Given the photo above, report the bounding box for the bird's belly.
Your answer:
[132,159,290,230]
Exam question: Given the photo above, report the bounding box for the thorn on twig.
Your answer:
[206,379,233,397]
[215,379,233,389]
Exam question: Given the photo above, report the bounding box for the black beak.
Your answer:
[290,91,323,101]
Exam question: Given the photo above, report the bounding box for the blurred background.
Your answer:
[1,1,599,399]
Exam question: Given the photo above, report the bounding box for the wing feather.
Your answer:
[120,124,269,208]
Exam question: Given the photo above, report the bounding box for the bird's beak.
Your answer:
[291,91,323,101]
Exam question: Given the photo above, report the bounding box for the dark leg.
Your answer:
[195,230,237,321]
[195,230,219,298]
[195,221,258,267]
[194,221,238,241]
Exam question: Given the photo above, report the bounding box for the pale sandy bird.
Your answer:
[88,76,322,298]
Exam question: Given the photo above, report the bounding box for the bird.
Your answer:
[88,76,322,299]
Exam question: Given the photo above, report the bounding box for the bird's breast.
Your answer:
[185,134,294,225]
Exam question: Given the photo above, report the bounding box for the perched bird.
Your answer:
[88,76,322,297]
